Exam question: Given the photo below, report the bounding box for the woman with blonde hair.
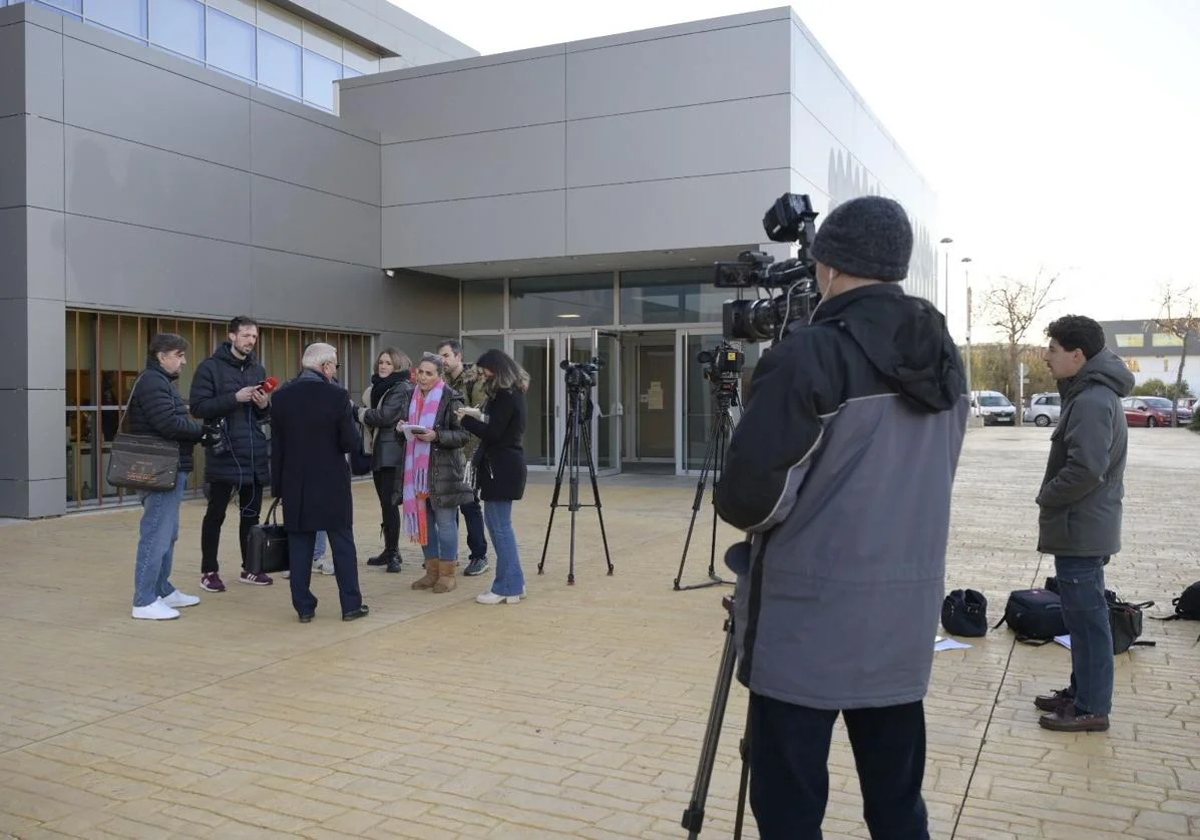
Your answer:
[456,349,529,604]
[357,347,413,573]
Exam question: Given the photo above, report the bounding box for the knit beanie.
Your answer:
[810,196,913,282]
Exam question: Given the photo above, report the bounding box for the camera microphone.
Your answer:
[258,376,280,394]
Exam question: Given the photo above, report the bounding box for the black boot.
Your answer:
[386,552,403,574]
[366,550,390,566]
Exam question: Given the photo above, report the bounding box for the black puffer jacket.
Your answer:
[189,342,270,485]
[359,373,414,471]
[127,361,205,472]
[391,388,475,510]
[461,387,527,501]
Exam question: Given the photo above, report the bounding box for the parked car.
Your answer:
[971,390,1016,425]
[1121,396,1194,427]
[1024,392,1061,427]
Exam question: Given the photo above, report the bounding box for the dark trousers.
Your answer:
[461,493,488,560]
[372,467,400,551]
[201,480,263,573]
[287,528,362,617]
[748,692,929,840]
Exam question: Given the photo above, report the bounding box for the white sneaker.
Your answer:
[314,558,335,576]
[476,591,521,605]
[132,600,180,620]
[161,590,200,608]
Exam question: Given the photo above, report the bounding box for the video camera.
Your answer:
[714,193,822,344]
[560,356,603,391]
[696,342,744,407]
[201,419,229,456]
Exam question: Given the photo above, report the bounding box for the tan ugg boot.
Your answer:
[411,559,440,590]
[432,560,457,593]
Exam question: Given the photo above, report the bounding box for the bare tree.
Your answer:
[1148,283,1200,427]
[983,269,1060,421]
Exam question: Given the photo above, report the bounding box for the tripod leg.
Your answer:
[567,407,580,585]
[706,414,731,580]
[733,708,751,840]
[538,421,574,575]
[580,421,613,575]
[674,426,720,589]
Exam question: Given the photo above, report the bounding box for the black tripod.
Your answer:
[682,595,751,838]
[537,382,614,584]
[674,388,737,591]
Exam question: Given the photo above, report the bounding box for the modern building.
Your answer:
[1101,319,1199,392]
[1,1,940,519]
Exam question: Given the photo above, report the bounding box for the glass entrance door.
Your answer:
[591,329,621,475]
[513,336,557,468]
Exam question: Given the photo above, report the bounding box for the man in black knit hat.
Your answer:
[715,196,970,840]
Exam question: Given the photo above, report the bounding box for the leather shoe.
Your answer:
[342,605,370,622]
[298,613,314,623]
[386,556,402,574]
[1038,706,1110,732]
[1034,688,1074,713]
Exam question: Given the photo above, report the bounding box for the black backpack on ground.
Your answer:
[1152,580,1200,641]
[993,588,1067,643]
[941,589,989,637]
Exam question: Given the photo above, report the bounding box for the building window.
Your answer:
[620,267,728,325]
[342,65,363,79]
[509,274,615,329]
[206,7,255,82]
[83,0,147,39]
[150,0,204,62]
[28,0,83,18]
[302,48,341,111]
[257,29,302,99]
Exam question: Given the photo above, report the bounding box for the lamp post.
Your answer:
[962,256,974,398]
[939,237,953,319]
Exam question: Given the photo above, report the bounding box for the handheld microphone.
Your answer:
[258,376,280,394]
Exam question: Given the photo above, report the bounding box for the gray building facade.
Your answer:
[1,1,939,519]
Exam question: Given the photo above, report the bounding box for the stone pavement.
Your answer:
[1,427,1198,839]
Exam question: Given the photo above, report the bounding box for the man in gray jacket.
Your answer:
[715,196,968,840]
[1034,315,1133,733]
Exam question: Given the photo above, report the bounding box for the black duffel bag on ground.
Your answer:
[993,588,1067,644]
[942,589,989,637]
[246,498,289,575]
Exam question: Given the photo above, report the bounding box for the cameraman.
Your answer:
[714,196,968,840]
[190,316,273,591]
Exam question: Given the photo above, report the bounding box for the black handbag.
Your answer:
[246,498,289,574]
[941,589,989,637]
[105,372,181,492]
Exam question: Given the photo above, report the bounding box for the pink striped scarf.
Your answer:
[402,381,444,545]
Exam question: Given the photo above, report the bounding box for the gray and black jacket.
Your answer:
[714,283,968,711]
[1036,349,1133,557]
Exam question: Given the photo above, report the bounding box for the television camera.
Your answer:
[559,356,603,391]
[696,342,743,408]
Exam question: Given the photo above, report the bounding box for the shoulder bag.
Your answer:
[105,372,182,492]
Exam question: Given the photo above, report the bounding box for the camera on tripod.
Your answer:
[714,193,822,344]
[560,356,603,391]
[696,343,743,407]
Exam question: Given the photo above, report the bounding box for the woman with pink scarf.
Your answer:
[397,353,475,593]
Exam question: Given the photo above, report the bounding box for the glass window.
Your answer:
[149,0,204,62]
[461,335,504,366]
[509,274,614,329]
[30,0,83,17]
[462,279,504,331]
[257,29,301,98]
[206,7,255,81]
[303,48,341,110]
[84,0,146,38]
[342,65,362,79]
[620,267,728,325]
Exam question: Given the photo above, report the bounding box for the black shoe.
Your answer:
[386,555,402,573]
[342,605,370,622]
[367,549,397,567]
[298,613,314,623]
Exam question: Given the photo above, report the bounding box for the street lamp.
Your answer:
[939,237,953,319]
[962,256,974,398]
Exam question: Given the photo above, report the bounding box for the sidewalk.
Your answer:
[1,426,1198,839]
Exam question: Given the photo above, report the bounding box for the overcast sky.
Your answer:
[388,0,1200,342]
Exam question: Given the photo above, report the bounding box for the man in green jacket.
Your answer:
[1034,315,1134,733]
[438,340,489,576]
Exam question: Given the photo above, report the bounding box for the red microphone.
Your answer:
[258,376,280,394]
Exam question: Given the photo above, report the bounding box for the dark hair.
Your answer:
[1046,315,1105,359]
[228,315,259,334]
[437,338,462,356]
[476,349,530,393]
[376,347,412,372]
[148,333,189,360]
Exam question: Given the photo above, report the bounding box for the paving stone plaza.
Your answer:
[1,427,1198,839]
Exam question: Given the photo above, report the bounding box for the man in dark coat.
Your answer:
[190,316,273,591]
[270,342,368,623]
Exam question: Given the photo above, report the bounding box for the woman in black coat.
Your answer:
[456,349,529,605]
[357,348,414,573]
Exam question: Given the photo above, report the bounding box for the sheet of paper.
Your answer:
[934,638,972,651]
[1054,635,1071,650]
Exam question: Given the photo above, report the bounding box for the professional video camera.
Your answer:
[201,419,229,456]
[714,193,822,344]
[696,342,743,407]
[560,356,603,391]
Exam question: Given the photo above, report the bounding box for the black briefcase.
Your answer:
[246,498,289,574]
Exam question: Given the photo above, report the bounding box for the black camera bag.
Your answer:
[993,588,1066,643]
[941,589,988,637]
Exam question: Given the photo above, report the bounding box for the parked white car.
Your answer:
[1024,392,1061,427]
[970,390,1016,425]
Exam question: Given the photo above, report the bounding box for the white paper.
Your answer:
[934,638,972,651]
[1054,635,1071,650]
[399,424,428,442]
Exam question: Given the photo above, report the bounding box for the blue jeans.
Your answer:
[421,501,459,561]
[484,501,525,597]
[133,471,190,607]
[1055,555,1114,715]
[313,530,327,560]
